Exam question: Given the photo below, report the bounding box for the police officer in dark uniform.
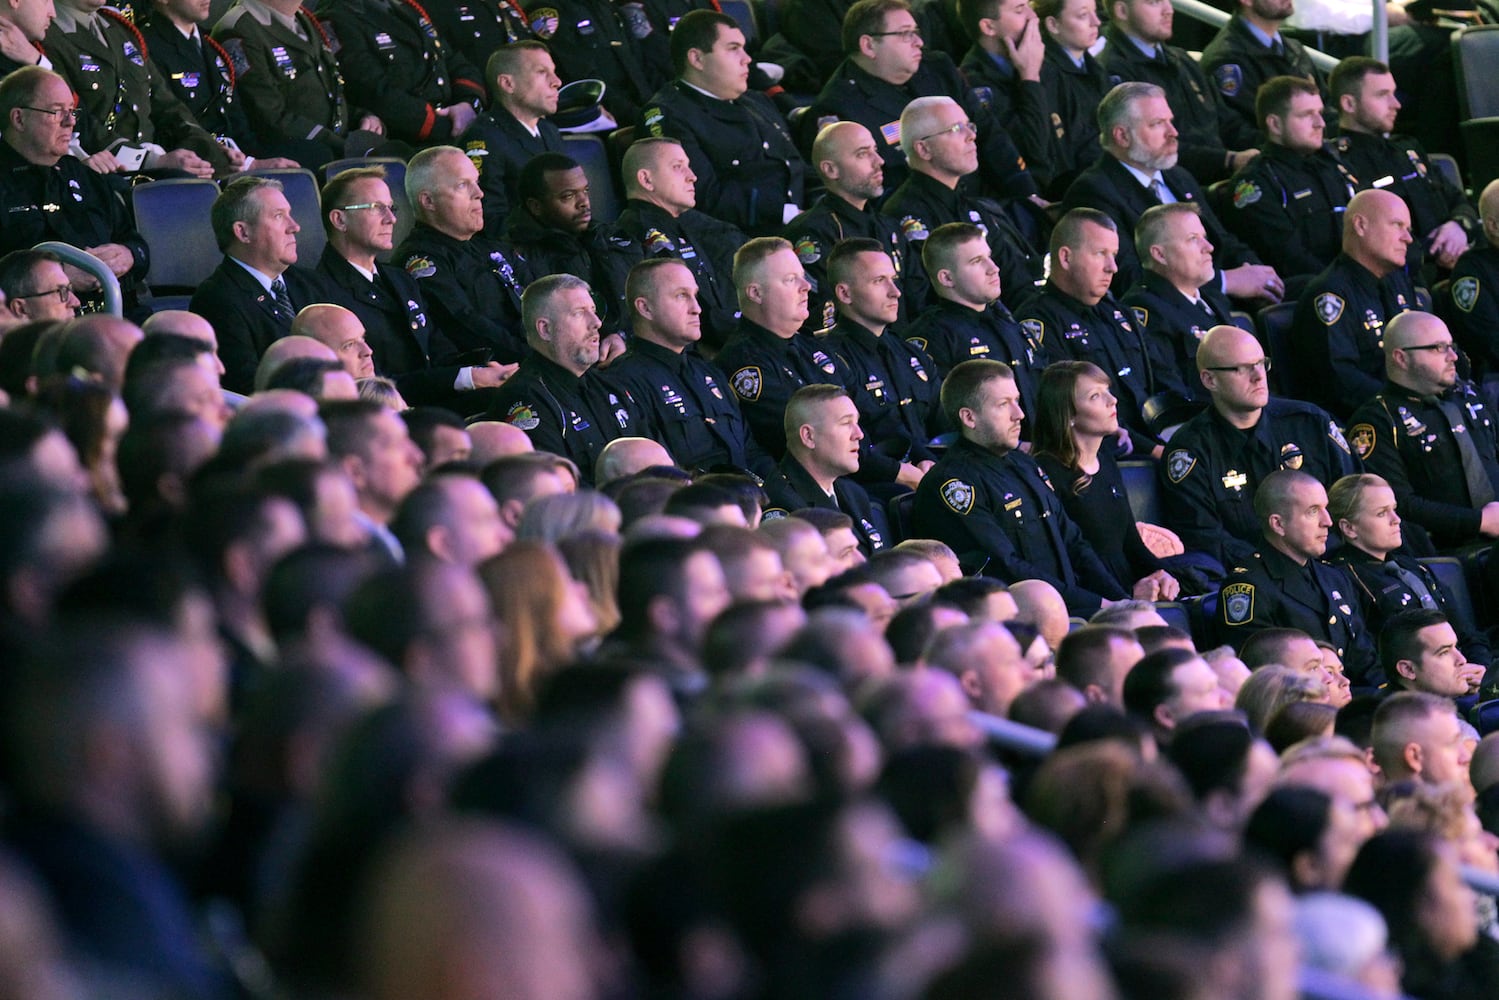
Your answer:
[530,0,659,125]
[761,452,890,555]
[427,0,531,73]
[313,0,487,146]
[912,359,1129,614]
[1224,75,1356,284]
[485,274,646,485]
[1038,14,1108,197]
[957,2,1058,196]
[1289,189,1418,419]
[615,136,745,351]
[1346,310,1499,552]
[395,145,532,360]
[598,258,775,478]
[639,11,805,237]
[1448,183,1499,377]
[1217,470,1377,686]
[1161,325,1355,569]
[1200,6,1329,134]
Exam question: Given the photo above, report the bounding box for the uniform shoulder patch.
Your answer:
[1020,317,1045,341]
[730,366,762,401]
[643,106,665,137]
[1165,448,1196,483]
[940,478,975,515]
[404,255,436,279]
[1232,179,1261,208]
[1213,63,1242,97]
[816,114,838,131]
[761,507,790,520]
[644,228,674,254]
[1328,419,1350,454]
[1131,306,1149,327]
[1454,275,1480,313]
[1315,292,1345,326]
[899,215,929,241]
[906,335,928,352]
[529,6,559,37]
[1222,581,1255,625]
[219,35,250,76]
[794,236,822,264]
[619,1,652,37]
[504,401,541,431]
[1349,422,1376,459]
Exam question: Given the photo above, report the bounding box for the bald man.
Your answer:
[1448,179,1499,377]
[785,121,927,334]
[252,335,339,393]
[594,437,675,487]
[1289,188,1420,418]
[1161,325,1355,567]
[467,421,535,464]
[142,310,224,374]
[1346,311,1499,551]
[294,305,376,381]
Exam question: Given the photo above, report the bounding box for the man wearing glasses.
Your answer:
[0,249,80,322]
[0,67,147,311]
[1347,310,1499,552]
[1161,324,1355,569]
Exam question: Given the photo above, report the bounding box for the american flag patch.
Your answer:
[880,120,901,146]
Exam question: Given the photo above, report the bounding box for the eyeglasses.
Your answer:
[21,106,80,123]
[338,201,399,217]
[869,28,923,40]
[1205,358,1272,376]
[918,120,978,143]
[1401,341,1457,355]
[13,284,74,303]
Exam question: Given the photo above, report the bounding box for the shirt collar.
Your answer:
[1118,158,1166,191]
[1124,32,1161,59]
[229,257,279,293]
[1242,18,1280,48]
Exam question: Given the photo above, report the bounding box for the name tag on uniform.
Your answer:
[374,31,395,48]
[174,71,201,88]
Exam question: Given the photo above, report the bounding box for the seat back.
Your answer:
[887,491,915,544]
[321,156,413,256]
[1454,25,1499,120]
[245,167,327,265]
[562,133,621,225]
[131,178,222,294]
[721,0,760,46]
[1119,460,1162,525]
[1256,301,1297,395]
[1418,556,1480,638]
[1154,601,1191,635]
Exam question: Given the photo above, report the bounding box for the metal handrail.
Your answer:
[970,710,1059,756]
[34,241,122,318]
[1170,0,1351,69]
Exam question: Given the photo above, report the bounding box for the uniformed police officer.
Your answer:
[760,383,891,557]
[1346,311,1499,553]
[461,40,565,239]
[1161,325,1355,569]
[394,145,532,361]
[1037,0,1108,196]
[485,273,645,484]
[881,96,1044,309]
[639,11,805,237]
[1217,469,1378,687]
[615,137,745,352]
[786,121,925,335]
[955,0,1059,195]
[1289,188,1419,419]
[1200,0,1329,134]
[904,222,1049,421]
[911,358,1129,615]
[1225,76,1356,283]
[1448,178,1499,377]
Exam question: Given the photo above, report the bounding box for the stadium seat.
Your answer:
[1118,459,1162,525]
[887,491,915,544]
[1418,556,1481,639]
[721,0,759,47]
[1154,601,1190,635]
[1428,152,1463,193]
[562,133,620,226]
[131,178,222,310]
[1453,26,1499,190]
[245,167,327,266]
[320,156,412,258]
[1255,301,1296,395]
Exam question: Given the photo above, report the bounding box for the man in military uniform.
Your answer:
[1346,311,1499,552]
[1330,57,1475,275]
[785,121,924,336]
[394,145,532,362]
[638,11,805,237]
[911,358,1130,614]
[485,273,645,484]
[1289,188,1418,418]
[312,0,486,145]
[1224,75,1356,285]
[1161,325,1355,568]
[1448,178,1499,377]
[0,68,148,312]
[427,0,530,73]
[1097,0,1258,184]
[461,41,564,238]
[881,96,1044,308]
[1123,203,1235,401]
[1200,0,1329,134]
[1016,208,1186,448]
[531,0,658,126]
[598,259,774,479]
[904,223,1049,419]
[807,0,1041,203]
[615,136,745,351]
[1217,469,1377,685]
[761,383,890,557]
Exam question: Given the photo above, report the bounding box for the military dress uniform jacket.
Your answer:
[1200,15,1329,133]
[761,452,890,557]
[596,338,775,478]
[911,435,1128,614]
[1448,245,1499,376]
[1060,153,1258,296]
[1038,41,1107,197]
[640,82,805,237]
[1161,397,1356,567]
[427,0,531,74]
[1346,378,1499,549]
[1122,270,1235,402]
[1333,129,1476,249]
[903,298,1049,418]
[1330,544,1492,668]
[1225,141,1357,280]
[616,199,743,350]
[823,318,941,464]
[532,0,659,124]
[1219,544,1379,687]
[136,14,258,152]
[485,353,645,484]
[882,171,1044,309]
[807,54,1038,200]
[394,222,532,360]
[1289,253,1417,418]
[504,210,642,336]
[189,259,322,394]
[957,45,1057,195]
[312,0,485,144]
[784,193,927,335]
[461,109,564,238]
[1096,24,1258,183]
[212,1,350,161]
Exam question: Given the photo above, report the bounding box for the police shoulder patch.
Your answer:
[1213,63,1242,97]
[1328,420,1350,454]
[1222,581,1254,625]
[219,36,250,76]
[1315,292,1345,326]
[619,1,652,37]
[900,216,929,241]
[643,106,665,137]
[1020,318,1045,341]
[1165,448,1196,484]
[761,507,790,520]
[1349,422,1376,459]
[1131,306,1149,327]
[505,401,541,431]
[404,255,436,279]
[794,236,822,264]
[1232,179,1261,208]
[1454,275,1480,313]
[731,366,762,401]
[941,478,975,515]
[906,335,928,351]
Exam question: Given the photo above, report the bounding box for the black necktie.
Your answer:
[270,276,293,319]
[1436,395,1496,506]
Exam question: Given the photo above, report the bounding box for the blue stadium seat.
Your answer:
[1255,301,1296,396]
[1118,460,1162,525]
[131,178,222,309]
[721,0,759,46]
[1418,556,1480,638]
[887,491,915,544]
[562,134,620,226]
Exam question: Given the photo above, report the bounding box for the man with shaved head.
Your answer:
[1289,188,1419,418]
[785,120,926,334]
[253,336,339,393]
[1345,310,1499,551]
[1161,324,1355,567]
[594,437,675,486]
[1447,178,1499,377]
[293,306,376,382]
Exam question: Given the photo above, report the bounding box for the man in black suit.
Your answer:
[1061,80,1281,301]
[189,175,321,394]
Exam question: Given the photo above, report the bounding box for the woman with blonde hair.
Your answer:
[1235,665,1327,735]
[556,529,622,636]
[517,489,622,544]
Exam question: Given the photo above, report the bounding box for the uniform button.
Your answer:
[91,83,99,89]
[1328,616,1336,624]
[762,141,769,149]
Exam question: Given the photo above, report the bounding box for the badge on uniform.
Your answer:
[1232,180,1261,208]
[971,85,993,108]
[1222,581,1254,625]
[220,37,250,77]
[704,375,723,399]
[1455,276,1480,313]
[941,478,974,515]
[642,228,673,255]
[907,335,929,352]
[122,39,144,67]
[1279,442,1303,470]
[908,355,928,381]
[731,366,762,401]
[1328,420,1350,454]
[530,7,559,37]
[863,519,884,548]
[1165,449,1195,483]
[761,507,789,521]
[879,120,901,146]
[1213,63,1242,97]
[1315,292,1345,326]
[1349,423,1376,459]
[643,106,665,138]
[505,401,540,430]
[794,237,822,264]
[404,255,436,279]
[899,216,928,241]
[620,2,653,37]
[465,140,488,169]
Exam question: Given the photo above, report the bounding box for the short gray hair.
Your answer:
[405,145,467,215]
[212,176,284,252]
[899,95,961,161]
[521,273,592,346]
[1097,81,1165,148]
